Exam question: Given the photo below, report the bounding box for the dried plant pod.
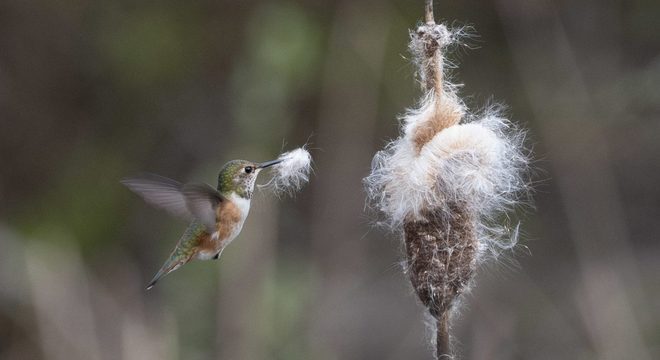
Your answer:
[364,2,530,359]
[404,205,476,320]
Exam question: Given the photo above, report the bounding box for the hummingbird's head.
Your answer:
[217,158,282,199]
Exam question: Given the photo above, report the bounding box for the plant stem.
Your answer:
[436,312,451,359]
[425,0,435,24]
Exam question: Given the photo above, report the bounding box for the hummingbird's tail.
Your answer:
[146,268,170,290]
[146,253,191,290]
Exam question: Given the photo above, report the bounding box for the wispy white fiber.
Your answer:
[260,147,312,196]
[366,107,529,258]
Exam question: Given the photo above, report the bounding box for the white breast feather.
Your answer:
[225,193,250,242]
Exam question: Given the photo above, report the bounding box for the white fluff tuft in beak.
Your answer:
[260,147,313,196]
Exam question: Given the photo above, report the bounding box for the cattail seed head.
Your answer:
[365,17,530,360]
[404,204,476,319]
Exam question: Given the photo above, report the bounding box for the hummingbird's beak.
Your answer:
[257,159,282,169]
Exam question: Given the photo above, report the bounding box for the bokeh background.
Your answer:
[1,0,658,359]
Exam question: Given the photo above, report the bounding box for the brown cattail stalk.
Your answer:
[365,2,530,359]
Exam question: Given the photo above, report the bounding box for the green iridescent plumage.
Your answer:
[217,160,255,198]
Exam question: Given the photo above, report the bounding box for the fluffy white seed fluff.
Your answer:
[364,21,530,259]
[260,147,312,196]
[366,107,528,256]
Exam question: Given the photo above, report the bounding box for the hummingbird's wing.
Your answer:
[181,182,224,233]
[121,174,224,233]
[120,174,191,220]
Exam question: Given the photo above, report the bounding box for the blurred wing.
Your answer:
[181,182,224,233]
[120,173,192,220]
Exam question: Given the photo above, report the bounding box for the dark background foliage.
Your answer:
[0,1,658,359]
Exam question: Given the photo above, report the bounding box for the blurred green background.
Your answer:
[1,0,658,359]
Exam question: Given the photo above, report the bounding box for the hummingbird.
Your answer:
[121,158,282,290]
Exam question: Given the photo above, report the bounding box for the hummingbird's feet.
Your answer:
[212,253,220,260]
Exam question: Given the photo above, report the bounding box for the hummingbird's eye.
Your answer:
[244,166,253,174]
